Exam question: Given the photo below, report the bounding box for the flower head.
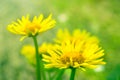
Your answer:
[21,45,43,63]
[21,43,55,64]
[39,43,57,53]
[7,14,56,41]
[55,29,99,44]
[21,45,36,64]
[42,29,106,70]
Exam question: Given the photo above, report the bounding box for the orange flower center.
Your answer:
[24,23,41,36]
[60,52,85,65]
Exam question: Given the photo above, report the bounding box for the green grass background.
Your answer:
[0,0,120,80]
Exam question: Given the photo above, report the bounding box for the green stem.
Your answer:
[32,36,41,80]
[70,68,76,80]
[41,60,46,80]
[56,69,65,80]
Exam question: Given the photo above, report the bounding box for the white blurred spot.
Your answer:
[58,13,68,23]
[94,65,105,72]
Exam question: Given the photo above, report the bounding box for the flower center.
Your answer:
[28,23,39,31]
[24,23,40,36]
[60,52,85,66]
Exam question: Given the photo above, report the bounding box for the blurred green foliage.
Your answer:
[0,0,120,80]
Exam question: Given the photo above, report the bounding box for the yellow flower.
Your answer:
[21,45,36,64]
[55,29,99,44]
[42,29,106,70]
[21,45,42,63]
[7,14,56,41]
[21,43,55,64]
[39,43,56,53]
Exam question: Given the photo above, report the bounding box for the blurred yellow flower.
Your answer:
[21,45,36,64]
[42,29,106,70]
[21,43,55,64]
[39,43,56,53]
[7,14,56,41]
[21,45,42,63]
[55,29,99,44]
